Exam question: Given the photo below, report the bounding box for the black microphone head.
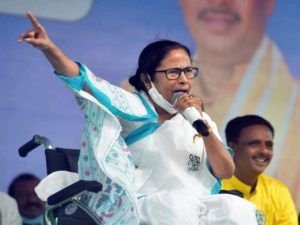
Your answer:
[172,91,185,104]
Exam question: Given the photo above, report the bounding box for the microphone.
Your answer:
[172,92,210,136]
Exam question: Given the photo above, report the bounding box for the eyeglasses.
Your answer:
[155,66,198,80]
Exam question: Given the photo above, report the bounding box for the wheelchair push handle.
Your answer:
[19,135,55,157]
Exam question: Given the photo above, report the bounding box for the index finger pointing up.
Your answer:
[26,11,41,27]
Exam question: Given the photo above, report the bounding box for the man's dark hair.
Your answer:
[225,114,274,144]
[8,173,40,197]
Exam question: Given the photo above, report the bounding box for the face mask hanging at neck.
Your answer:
[147,76,177,115]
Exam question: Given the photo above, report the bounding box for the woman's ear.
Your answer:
[141,73,152,90]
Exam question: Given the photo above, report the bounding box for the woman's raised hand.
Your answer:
[18,11,52,51]
[18,11,80,77]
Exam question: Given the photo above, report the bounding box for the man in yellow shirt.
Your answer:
[221,115,297,225]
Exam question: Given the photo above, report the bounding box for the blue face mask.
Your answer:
[147,75,177,115]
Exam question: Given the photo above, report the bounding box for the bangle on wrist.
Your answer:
[193,126,212,143]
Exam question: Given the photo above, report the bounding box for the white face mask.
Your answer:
[147,76,177,115]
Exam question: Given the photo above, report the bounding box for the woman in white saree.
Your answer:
[19,11,257,225]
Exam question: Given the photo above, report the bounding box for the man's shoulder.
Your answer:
[259,173,282,183]
[258,174,290,191]
[221,175,249,191]
[258,174,297,219]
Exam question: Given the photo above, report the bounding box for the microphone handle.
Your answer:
[192,120,210,137]
[182,107,203,124]
[182,107,210,136]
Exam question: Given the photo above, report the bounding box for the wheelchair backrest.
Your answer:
[45,148,80,175]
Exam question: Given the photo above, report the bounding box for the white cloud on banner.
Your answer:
[0,0,93,22]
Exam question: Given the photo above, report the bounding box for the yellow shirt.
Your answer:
[221,174,298,225]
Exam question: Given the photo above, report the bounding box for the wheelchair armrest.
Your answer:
[47,180,103,205]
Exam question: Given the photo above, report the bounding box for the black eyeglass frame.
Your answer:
[155,66,199,80]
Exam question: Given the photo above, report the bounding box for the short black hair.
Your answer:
[129,39,192,91]
[225,114,274,144]
[8,173,40,197]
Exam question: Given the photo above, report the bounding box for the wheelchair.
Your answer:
[19,135,245,225]
[19,135,103,225]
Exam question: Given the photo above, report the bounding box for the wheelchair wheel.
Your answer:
[50,200,102,225]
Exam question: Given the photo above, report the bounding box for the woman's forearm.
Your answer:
[204,133,235,178]
[41,42,79,77]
